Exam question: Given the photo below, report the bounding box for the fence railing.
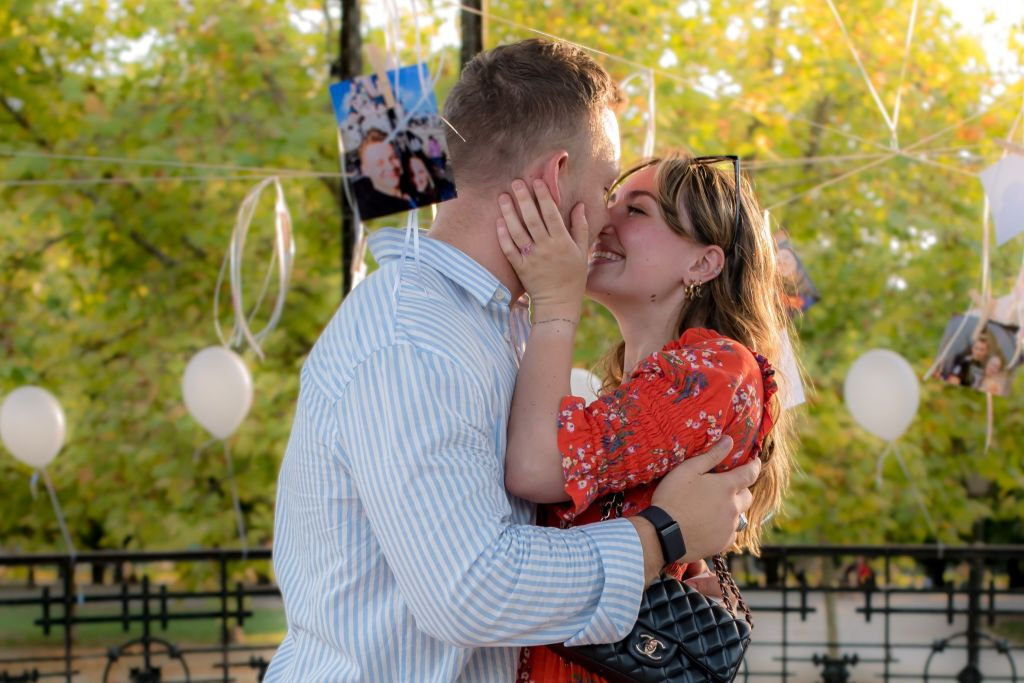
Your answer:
[1,545,1022,682]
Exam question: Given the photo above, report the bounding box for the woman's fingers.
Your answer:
[533,180,567,240]
[567,202,588,252]
[511,179,549,242]
[498,193,532,252]
[496,218,521,264]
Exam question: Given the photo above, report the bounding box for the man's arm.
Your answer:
[339,344,644,647]
[635,439,760,585]
[340,345,759,645]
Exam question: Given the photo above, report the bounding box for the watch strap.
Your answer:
[637,505,687,565]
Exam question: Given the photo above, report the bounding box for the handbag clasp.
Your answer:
[635,633,665,661]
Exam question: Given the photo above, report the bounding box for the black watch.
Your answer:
[636,506,687,565]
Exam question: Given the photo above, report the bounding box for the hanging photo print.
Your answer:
[933,314,1021,397]
[774,231,820,314]
[330,63,456,220]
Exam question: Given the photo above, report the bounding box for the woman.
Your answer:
[494,154,798,682]
[406,153,439,205]
[978,349,1009,396]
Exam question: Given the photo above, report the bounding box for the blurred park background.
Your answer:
[1,0,1023,681]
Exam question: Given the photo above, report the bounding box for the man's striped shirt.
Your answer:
[265,228,643,682]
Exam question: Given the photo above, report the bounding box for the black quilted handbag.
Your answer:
[550,569,751,683]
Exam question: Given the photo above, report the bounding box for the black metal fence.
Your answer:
[0,545,1021,682]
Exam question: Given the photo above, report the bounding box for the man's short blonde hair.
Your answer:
[442,39,622,187]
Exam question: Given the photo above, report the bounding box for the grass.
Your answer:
[0,599,286,648]
[993,619,1024,645]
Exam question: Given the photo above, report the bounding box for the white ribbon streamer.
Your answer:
[620,70,657,158]
[213,177,295,360]
[336,128,367,293]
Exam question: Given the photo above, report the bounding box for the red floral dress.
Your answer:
[517,328,777,683]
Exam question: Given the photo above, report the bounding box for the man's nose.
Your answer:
[590,223,613,248]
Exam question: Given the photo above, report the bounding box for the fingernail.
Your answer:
[532,179,544,190]
[499,194,511,205]
[512,180,526,191]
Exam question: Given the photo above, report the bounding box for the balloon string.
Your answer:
[874,441,895,490]
[890,443,937,537]
[29,470,40,498]
[41,469,76,562]
[193,437,217,463]
[223,441,248,559]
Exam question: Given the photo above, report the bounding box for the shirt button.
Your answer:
[494,291,507,303]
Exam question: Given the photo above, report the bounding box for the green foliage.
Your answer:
[1,0,1022,553]
[489,0,1024,545]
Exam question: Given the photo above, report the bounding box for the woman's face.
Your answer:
[409,157,432,192]
[986,356,1003,376]
[586,164,714,313]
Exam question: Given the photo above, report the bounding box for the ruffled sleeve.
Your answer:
[556,329,777,519]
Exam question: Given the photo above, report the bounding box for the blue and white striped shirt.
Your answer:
[265,228,644,682]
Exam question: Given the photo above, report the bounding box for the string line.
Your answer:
[823,0,896,134]
[456,0,1022,175]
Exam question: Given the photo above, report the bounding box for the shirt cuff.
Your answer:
[563,517,645,646]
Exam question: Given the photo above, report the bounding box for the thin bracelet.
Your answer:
[532,317,581,325]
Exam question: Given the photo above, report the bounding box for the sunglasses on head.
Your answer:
[605,155,742,240]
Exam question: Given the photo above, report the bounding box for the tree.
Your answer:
[1,0,1022,552]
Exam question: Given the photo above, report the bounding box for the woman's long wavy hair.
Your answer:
[598,152,801,555]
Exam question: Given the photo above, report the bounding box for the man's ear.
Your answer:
[539,150,570,207]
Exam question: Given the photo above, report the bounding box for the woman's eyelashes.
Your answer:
[626,204,646,216]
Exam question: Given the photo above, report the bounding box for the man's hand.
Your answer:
[628,437,761,585]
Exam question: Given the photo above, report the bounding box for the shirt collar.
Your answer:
[368,227,511,308]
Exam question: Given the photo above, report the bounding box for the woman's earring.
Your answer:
[684,280,704,301]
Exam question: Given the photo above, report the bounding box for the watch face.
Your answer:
[660,523,686,563]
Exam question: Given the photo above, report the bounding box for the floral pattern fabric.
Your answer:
[518,328,778,683]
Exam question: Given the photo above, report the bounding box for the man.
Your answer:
[947,334,989,388]
[266,39,760,682]
[354,128,413,218]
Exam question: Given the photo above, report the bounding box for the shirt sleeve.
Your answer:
[557,338,775,518]
[338,344,644,647]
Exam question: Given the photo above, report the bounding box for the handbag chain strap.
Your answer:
[712,554,753,627]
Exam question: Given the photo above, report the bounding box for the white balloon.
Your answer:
[844,349,919,442]
[182,347,253,439]
[0,386,66,468]
[570,367,602,403]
